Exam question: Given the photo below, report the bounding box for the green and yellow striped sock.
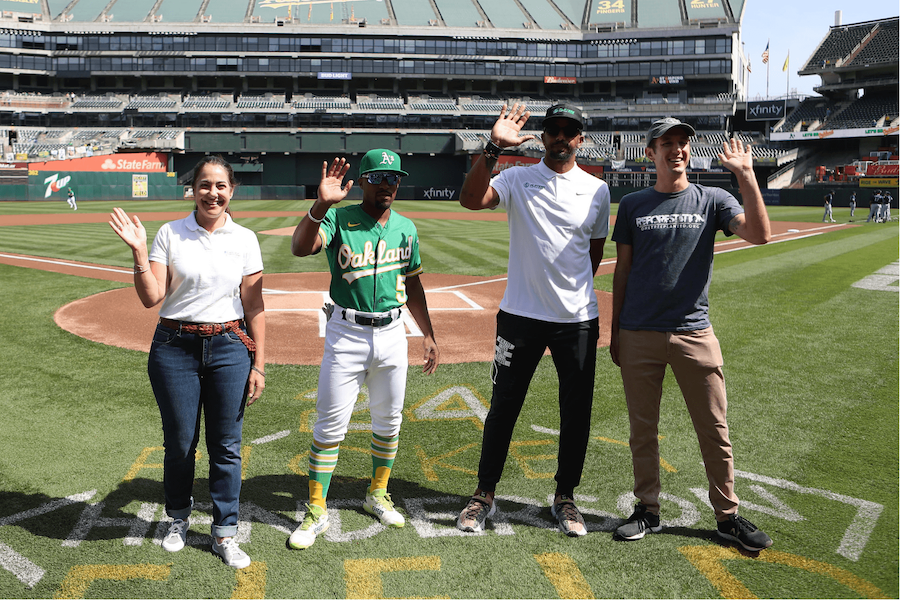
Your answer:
[369,433,399,493]
[308,441,340,510]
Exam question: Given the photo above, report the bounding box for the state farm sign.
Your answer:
[23,152,168,172]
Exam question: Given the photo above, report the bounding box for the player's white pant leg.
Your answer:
[366,319,408,438]
[313,317,372,445]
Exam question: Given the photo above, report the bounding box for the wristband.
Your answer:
[134,263,149,274]
[251,366,266,377]
[483,141,503,160]
[307,210,325,224]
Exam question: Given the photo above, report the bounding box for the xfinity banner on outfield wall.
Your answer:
[746,100,787,121]
[771,125,899,142]
[416,186,459,201]
[20,152,168,172]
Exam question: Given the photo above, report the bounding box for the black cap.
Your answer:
[542,104,584,129]
[646,117,696,146]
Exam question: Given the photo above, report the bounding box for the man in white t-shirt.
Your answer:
[455,103,610,537]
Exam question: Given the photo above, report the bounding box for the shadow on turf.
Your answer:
[0,475,626,543]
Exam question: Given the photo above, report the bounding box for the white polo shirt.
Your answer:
[149,212,263,323]
[490,159,610,323]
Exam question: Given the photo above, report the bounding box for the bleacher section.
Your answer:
[356,95,404,110]
[71,96,124,109]
[848,20,899,68]
[777,98,836,133]
[826,93,898,129]
[236,95,286,110]
[292,95,352,110]
[126,96,178,110]
[802,20,885,70]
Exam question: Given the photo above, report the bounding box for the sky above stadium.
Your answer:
[740,2,895,99]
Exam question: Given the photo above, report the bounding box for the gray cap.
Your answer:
[646,117,696,146]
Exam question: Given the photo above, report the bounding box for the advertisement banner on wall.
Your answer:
[746,100,787,121]
[19,152,168,172]
[860,178,898,188]
[866,164,899,176]
[771,125,899,142]
[132,174,149,198]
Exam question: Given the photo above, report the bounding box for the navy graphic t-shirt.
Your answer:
[612,183,743,331]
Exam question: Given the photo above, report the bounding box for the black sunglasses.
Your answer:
[365,173,401,186]
[544,123,582,138]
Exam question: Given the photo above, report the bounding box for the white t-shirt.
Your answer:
[490,159,610,323]
[149,212,263,323]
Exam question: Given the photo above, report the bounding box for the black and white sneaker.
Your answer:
[615,503,662,541]
[717,514,773,551]
[457,493,495,533]
[551,495,587,537]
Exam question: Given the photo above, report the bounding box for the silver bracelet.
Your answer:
[307,210,325,224]
[251,366,266,377]
[134,263,149,274]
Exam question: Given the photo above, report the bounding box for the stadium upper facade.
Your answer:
[0,0,745,116]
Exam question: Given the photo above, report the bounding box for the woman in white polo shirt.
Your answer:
[109,156,265,569]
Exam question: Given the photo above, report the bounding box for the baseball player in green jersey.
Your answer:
[287,148,440,550]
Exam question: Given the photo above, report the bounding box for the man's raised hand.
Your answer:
[318,157,354,205]
[491,103,535,148]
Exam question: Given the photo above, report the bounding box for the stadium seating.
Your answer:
[825,93,898,130]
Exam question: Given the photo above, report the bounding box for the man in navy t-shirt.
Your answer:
[610,118,774,552]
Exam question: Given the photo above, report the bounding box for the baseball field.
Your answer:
[0,199,897,599]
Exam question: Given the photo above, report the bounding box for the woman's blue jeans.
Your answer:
[147,322,250,538]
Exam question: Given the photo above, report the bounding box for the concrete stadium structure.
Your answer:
[0,0,894,201]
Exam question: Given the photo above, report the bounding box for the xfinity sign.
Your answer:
[747,100,786,121]
[417,186,458,201]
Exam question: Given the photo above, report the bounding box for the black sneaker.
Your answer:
[717,514,773,551]
[551,495,587,537]
[615,503,662,541]
[457,493,495,533]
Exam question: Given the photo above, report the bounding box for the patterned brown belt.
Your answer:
[158,318,257,354]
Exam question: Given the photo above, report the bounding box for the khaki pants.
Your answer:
[618,327,738,520]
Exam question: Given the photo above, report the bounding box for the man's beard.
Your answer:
[547,145,574,161]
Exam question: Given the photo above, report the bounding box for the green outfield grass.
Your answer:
[0,201,897,599]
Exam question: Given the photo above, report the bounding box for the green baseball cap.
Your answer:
[358,148,409,177]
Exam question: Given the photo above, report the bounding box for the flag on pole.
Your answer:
[762,41,769,64]
[747,59,752,73]
[782,52,790,72]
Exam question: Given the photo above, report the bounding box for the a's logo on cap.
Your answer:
[380,152,395,165]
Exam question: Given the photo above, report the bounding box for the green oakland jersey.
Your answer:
[317,204,423,313]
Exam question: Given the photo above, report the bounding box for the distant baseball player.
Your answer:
[822,190,835,223]
[287,148,440,549]
[866,190,882,222]
[849,192,856,217]
[455,103,610,537]
[66,187,77,211]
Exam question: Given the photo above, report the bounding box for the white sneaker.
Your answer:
[211,537,251,569]
[289,504,329,549]
[162,518,188,552]
[363,489,405,527]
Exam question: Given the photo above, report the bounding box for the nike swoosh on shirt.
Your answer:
[348,222,361,227]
